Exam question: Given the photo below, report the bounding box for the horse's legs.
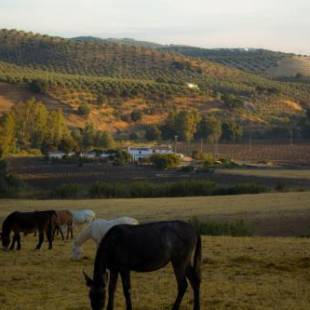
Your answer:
[70,224,74,239]
[120,271,132,310]
[59,225,65,241]
[36,230,44,249]
[9,234,17,250]
[52,226,57,241]
[67,223,73,240]
[16,233,21,250]
[66,224,69,240]
[46,227,53,249]
[172,264,188,310]
[186,266,201,310]
[107,271,118,310]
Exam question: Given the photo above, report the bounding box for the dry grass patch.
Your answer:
[1,236,310,309]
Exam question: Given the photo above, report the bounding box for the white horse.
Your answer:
[72,216,138,260]
[70,209,96,227]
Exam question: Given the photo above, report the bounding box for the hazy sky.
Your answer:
[0,0,309,54]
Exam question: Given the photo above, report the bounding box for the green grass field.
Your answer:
[1,192,310,309]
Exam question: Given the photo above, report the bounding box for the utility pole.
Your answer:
[200,138,203,153]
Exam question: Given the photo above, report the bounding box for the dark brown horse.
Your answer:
[52,210,73,240]
[84,221,201,310]
[1,210,57,250]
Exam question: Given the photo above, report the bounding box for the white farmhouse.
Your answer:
[153,145,174,155]
[80,151,97,159]
[127,146,154,162]
[48,151,66,159]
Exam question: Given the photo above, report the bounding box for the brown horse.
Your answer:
[1,210,57,250]
[52,210,73,240]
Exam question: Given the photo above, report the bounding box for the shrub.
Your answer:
[52,184,82,198]
[203,153,216,168]
[192,151,214,161]
[189,217,253,236]
[145,125,162,141]
[78,103,91,116]
[150,153,181,169]
[113,150,132,165]
[0,159,21,197]
[131,110,143,122]
[89,180,217,198]
[213,183,269,195]
[179,166,195,173]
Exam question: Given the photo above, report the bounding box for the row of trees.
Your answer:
[154,110,243,143]
[0,98,114,158]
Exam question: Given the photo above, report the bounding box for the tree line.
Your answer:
[144,110,243,143]
[0,98,114,158]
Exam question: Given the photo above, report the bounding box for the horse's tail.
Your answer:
[193,233,202,281]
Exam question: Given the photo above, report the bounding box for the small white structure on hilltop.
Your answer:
[186,83,199,90]
[128,145,174,162]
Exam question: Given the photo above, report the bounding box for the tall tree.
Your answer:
[0,113,16,158]
[174,110,200,142]
[197,115,222,144]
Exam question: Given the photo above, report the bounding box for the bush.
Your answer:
[179,166,195,173]
[203,153,216,168]
[190,217,253,236]
[52,184,82,198]
[213,183,269,195]
[113,150,132,165]
[89,180,216,198]
[192,151,214,161]
[0,160,21,197]
[145,125,162,141]
[131,110,143,122]
[150,153,181,169]
[78,103,91,116]
[216,158,239,168]
[88,180,268,199]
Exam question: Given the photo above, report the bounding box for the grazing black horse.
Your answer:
[1,210,57,250]
[84,220,201,310]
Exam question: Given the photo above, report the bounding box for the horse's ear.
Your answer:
[83,271,94,287]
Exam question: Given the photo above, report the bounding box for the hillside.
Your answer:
[0,29,309,135]
[162,46,310,78]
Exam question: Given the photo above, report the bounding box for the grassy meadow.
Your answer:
[1,192,310,309]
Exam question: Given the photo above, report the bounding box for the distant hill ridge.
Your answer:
[72,35,310,78]
[0,28,309,134]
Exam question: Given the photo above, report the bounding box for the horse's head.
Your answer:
[83,271,108,310]
[1,231,10,250]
